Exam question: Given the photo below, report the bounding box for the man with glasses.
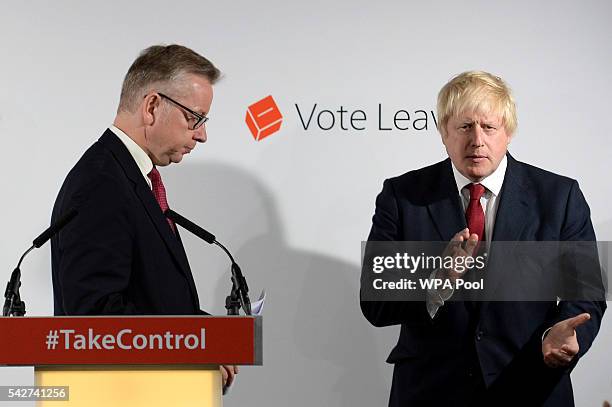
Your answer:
[50,44,237,387]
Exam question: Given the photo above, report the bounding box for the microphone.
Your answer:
[165,209,252,316]
[33,208,78,248]
[3,208,78,317]
[165,209,215,244]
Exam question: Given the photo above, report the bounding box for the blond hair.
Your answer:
[437,71,517,136]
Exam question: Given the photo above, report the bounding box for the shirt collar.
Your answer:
[451,154,507,197]
[108,125,154,182]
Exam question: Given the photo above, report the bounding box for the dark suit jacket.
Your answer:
[360,154,606,407]
[51,130,203,315]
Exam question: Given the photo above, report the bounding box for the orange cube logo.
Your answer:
[245,95,283,141]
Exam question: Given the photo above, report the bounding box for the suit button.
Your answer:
[476,331,484,341]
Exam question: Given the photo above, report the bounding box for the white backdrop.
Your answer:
[1,1,611,406]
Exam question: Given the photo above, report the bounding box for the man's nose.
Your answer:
[470,125,485,147]
[194,126,207,143]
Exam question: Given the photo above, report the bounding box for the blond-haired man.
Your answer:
[361,71,605,406]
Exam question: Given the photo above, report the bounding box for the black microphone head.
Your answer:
[164,209,216,244]
[33,208,78,248]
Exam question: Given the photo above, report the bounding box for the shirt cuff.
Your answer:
[426,268,454,318]
[542,327,553,342]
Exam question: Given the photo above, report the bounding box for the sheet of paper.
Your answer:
[250,289,266,316]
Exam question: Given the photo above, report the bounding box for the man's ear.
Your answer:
[506,129,514,146]
[142,93,161,126]
[439,124,447,145]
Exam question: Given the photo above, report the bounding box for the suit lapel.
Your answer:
[98,130,200,309]
[133,182,194,278]
[481,154,534,312]
[491,156,532,242]
[427,159,467,241]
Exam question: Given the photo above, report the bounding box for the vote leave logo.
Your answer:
[245,95,283,141]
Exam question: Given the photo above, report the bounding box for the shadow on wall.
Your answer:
[594,220,612,241]
[163,161,392,407]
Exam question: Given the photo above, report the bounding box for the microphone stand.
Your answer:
[213,241,252,316]
[2,208,78,317]
[164,209,252,316]
[3,246,33,317]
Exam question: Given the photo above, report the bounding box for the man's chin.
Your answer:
[461,165,493,181]
[169,154,185,165]
[151,158,179,167]
[468,171,493,181]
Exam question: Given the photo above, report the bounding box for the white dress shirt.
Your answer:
[109,125,154,190]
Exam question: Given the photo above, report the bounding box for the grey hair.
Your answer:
[117,44,220,113]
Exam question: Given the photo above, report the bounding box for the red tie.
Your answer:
[465,183,485,242]
[147,167,175,233]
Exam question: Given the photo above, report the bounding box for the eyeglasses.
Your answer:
[158,92,209,130]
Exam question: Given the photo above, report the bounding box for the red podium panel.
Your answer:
[0,316,262,366]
